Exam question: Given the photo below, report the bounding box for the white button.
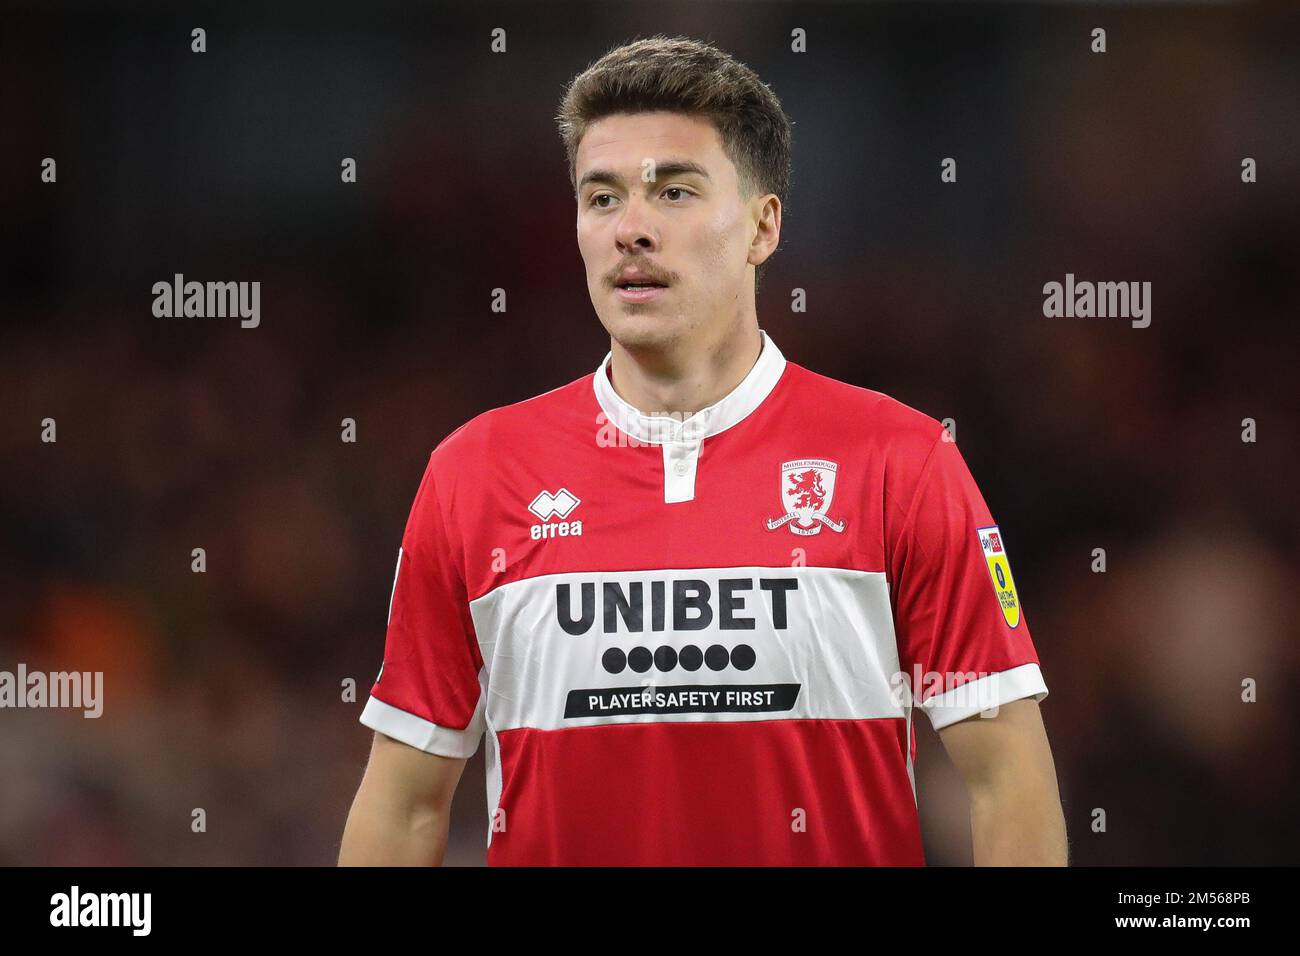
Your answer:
[673,460,689,476]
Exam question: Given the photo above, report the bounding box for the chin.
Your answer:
[598,310,690,354]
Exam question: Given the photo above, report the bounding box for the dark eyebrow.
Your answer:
[577,160,712,192]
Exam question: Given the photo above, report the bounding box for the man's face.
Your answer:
[574,111,776,354]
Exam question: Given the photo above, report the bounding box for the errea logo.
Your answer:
[529,488,584,540]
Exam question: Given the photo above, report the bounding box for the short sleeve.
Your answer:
[888,432,1048,730]
[359,451,486,758]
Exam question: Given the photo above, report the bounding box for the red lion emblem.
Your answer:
[766,459,845,535]
[787,469,826,510]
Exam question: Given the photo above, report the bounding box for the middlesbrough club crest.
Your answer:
[765,459,846,535]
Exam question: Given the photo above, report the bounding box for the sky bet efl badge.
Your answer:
[977,525,1021,628]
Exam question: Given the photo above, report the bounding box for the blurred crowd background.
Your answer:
[1,1,1296,865]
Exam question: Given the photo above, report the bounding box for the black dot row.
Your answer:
[602,644,756,674]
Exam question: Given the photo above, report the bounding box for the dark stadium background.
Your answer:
[1,1,1296,865]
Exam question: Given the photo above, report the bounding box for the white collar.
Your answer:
[592,329,787,445]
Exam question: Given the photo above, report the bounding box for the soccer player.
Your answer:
[339,36,1067,866]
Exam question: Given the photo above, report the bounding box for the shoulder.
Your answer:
[426,371,595,472]
[781,361,945,461]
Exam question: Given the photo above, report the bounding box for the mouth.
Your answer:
[614,283,669,303]
[614,275,670,303]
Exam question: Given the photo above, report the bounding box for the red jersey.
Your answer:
[360,329,1048,865]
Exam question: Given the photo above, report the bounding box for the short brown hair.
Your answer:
[556,35,793,285]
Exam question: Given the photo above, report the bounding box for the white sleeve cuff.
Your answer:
[921,662,1049,730]
[360,695,484,758]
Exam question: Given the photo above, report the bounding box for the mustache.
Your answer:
[610,266,671,285]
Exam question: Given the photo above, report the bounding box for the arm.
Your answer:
[937,697,1068,866]
[339,730,469,866]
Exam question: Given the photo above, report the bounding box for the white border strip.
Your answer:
[386,546,403,626]
[360,695,483,758]
[921,662,1048,730]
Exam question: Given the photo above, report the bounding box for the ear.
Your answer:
[748,194,782,267]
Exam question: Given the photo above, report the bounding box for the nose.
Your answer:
[614,195,659,256]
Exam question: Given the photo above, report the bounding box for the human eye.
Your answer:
[662,186,693,202]
[588,192,618,209]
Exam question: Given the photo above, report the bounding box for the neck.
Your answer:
[606,321,764,418]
